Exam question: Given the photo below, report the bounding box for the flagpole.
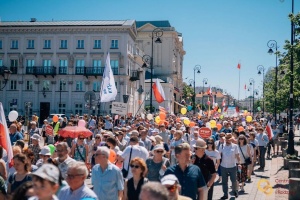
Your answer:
[238,66,240,103]
[134,92,149,118]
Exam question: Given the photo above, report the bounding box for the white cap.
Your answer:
[39,146,51,156]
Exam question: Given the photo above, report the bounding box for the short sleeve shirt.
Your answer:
[219,143,239,168]
[164,164,206,200]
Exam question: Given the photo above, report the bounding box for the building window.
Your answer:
[43,80,50,91]
[10,59,18,67]
[59,103,66,113]
[60,40,68,49]
[76,81,83,91]
[27,40,35,49]
[26,59,35,67]
[60,80,67,91]
[11,40,18,49]
[59,59,68,67]
[75,103,83,115]
[0,59,3,66]
[93,81,100,92]
[77,40,84,49]
[44,40,51,49]
[43,60,51,67]
[93,60,101,67]
[111,40,118,49]
[0,40,2,49]
[110,60,119,74]
[76,59,85,67]
[94,40,101,49]
[10,80,17,90]
[26,81,33,90]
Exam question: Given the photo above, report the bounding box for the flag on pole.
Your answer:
[222,98,226,107]
[237,62,241,69]
[206,86,212,96]
[265,122,274,140]
[244,84,247,90]
[0,103,13,168]
[100,52,117,102]
[152,78,166,103]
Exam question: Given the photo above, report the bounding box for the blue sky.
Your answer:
[0,0,299,99]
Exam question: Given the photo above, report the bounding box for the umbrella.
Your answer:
[58,126,93,138]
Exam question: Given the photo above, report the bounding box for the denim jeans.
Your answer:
[221,166,237,196]
[259,146,267,168]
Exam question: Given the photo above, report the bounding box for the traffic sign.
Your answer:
[45,125,53,136]
[199,127,212,139]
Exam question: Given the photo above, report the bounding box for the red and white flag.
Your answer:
[159,106,166,113]
[0,103,13,168]
[206,86,212,96]
[222,98,226,107]
[265,122,274,140]
[237,62,241,70]
[244,84,247,90]
[152,78,165,103]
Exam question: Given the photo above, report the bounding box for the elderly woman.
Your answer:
[123,158,148,200]
[146,145,170,181]
[71,134,89,163]
[169,130,185,165]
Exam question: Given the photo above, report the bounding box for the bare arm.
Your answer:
[198,186,208,200]
[207,173,216,187]
[118,190,124,200]
[0,161,7,180]
[71,144,75,158]
[122,180,128,200]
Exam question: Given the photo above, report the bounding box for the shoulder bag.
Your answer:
[122,146,133,178]
[239,145,252,165]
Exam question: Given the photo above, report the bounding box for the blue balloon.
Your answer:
[187,105,193,111]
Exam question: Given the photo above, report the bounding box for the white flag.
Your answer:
[100,53,117,102]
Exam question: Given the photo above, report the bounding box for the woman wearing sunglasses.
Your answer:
[237,135,251,193]
[146,145,170,181]
[205,138,221,172]
[71,134,89,163]
[123,157,148,200]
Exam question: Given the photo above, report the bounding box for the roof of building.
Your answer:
[0,20,135,27]
[136,20,171,28]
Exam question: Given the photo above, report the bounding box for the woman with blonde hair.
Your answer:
[123,157,148,200]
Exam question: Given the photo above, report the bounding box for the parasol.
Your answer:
[58,126,93,138]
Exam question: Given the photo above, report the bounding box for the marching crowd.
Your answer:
[0,113,282,200]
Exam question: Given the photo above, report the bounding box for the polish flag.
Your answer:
[152,78,165,103]
[0,103,13,168]
[206,86,212,96]
[237,62,241,69]
[222,98,226,107]
[244,84,247,90]
[265,122,274,140]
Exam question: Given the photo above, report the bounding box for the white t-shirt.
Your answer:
[121,145,149,179]
[205,149,221,165]
[219,143,239,168]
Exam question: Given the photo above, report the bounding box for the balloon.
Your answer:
[217,123,222,131]
[220,115,224,119]
[244,110,248,114]
[109,149,116,163]
[53,115,59,123]
[176,118,181,122]
[218,109,221,113]
[207,101,211,105]
[78,119,86,127]
[181,108,187,115]
[210,120,216,128]
[183,119,190,125]
[246,116,253,122]
[155,116,161,124]
[8,110,18,122]
[147,114,153,120]
[238,126,244,132]
[159,112,166,120]
[187,105,193,111]
[190,122,195,127]
[257,107,261,111]
[48,144,55,155]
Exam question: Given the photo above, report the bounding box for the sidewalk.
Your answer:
[213,130,300,200]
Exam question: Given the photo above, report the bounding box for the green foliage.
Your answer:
[182,83,195,105]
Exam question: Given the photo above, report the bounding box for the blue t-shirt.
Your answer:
[164,164,206,200]
[9,132,23,145]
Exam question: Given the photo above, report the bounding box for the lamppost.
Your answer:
[192,65,201,114]
[267,40,278,121]
[257,65,265,116]
[249,78,255,116]
[148,28,163,114]
[202,78,208,110]
[0,67,12,90]
[59,80,66,111]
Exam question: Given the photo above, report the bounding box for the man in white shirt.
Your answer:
[218,133,241,199]
[120,136,149,179]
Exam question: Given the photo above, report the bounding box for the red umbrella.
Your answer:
[58,126,93,138]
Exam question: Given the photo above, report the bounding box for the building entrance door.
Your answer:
[40,102,50,125]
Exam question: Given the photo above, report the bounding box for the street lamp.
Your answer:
[59,80,66,111]
[1,68,12,90]
[257,65,265,116]
[267,40,278,122]
[249,78,255,116]
[148,28,163,114]
[193,65,201,114]
[202,78,208,110]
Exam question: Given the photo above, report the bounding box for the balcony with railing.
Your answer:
[75,67,119,78]
[26,66,56,78]
[10,67,18,74]
[129,70,140,81]
[59,67,68,74]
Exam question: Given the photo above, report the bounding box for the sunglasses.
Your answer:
[156,150,164,153]
[95,137,101,139]
[166,185,177,192]
[207,142,213,145]
[130,164,140,169]
[78,138,85,140]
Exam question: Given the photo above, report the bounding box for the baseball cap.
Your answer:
[31,164,60,184]
[161,174,179,185]
[39,146,51,156]
[31,133,41,141]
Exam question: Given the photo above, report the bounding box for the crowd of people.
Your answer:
[0,112,285,200]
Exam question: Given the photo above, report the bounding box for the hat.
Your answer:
[126,126,132,131]
[219,132,225,137]
[193,138,207,149]
[223,121,228,126]
[161,174,179,185]
[152,145,166,155]
[154,135,163,142]
[113,126,120,131]
[31,133,41,141]
[31,164,59,184]
[39,146,51,156]
[43,119,48,122]
[30,121,37,125]
[129,130,139,136]
[225,133,233,139]
[149,136,156,142]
